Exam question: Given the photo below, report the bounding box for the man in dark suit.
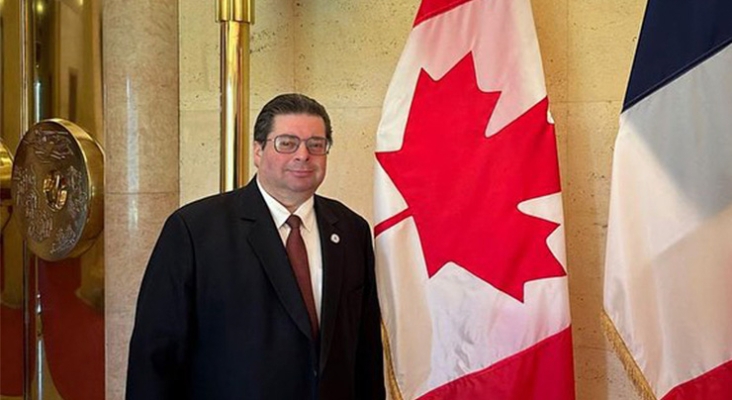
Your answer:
[126,93,385,399]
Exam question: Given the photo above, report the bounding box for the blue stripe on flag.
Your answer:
[623,0,732,110]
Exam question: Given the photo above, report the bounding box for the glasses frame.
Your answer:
[266,134,332,155]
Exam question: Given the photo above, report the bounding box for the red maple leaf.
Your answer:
[375,52,565,302]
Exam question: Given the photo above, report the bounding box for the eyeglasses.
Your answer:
[266,134,331,155]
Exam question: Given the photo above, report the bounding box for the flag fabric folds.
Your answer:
[603,1,732,399]
[373,0,575,398]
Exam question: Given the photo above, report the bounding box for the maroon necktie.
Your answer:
[285,215,319,340]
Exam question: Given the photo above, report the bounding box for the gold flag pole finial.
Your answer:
[217,0,254,23]
[217,0,254,192]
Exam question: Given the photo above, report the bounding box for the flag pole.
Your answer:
[217,0,253,192]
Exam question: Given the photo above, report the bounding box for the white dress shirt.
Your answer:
[257,179,323,322]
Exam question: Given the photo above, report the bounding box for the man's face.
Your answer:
[254,113,328,209]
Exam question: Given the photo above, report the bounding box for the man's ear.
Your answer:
[253,141,262,168]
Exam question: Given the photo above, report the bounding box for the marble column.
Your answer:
[103,1,179,399]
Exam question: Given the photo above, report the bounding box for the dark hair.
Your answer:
[253,93,333,146]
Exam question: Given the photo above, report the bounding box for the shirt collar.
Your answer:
[257,178,316,232]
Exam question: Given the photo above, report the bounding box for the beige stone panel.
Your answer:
[565,209,607,300]
[178,0,296,111]
[104,1,178,80]
[104,1,178,99]
[105,98,180,194]
[293,1,418,108]
[179,0,219,111]
[573,346,610,399]
[180,109,221,204]
[563,101,619,300]
[105,310,135,400]
[574,347,641,400]
[104,0,179,194]
[568,0,646,102]
[532,0,569,103]
[550,101,569,186]
[107,388,123,400]
[565,101,620,220]
[250,1,297,111]
[569,290,606,351]
[105,193,179,314]
[318,107,381,224]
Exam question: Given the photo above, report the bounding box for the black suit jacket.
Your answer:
[126,180,385,399]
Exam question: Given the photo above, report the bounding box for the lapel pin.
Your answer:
[330,233,340,244]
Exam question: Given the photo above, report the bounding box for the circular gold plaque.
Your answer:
[11,119,104,261]
[1,139,13,231]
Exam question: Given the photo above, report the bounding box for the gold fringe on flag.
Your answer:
[600,311,657,400]
[381,322,405,400]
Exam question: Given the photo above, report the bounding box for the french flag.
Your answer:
[603,1,732,399]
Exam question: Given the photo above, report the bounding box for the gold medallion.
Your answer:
[11,119,104,261]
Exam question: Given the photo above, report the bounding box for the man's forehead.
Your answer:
[272,112,324,123]
[271,113,326,134]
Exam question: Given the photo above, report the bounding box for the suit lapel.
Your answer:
[315,197,344,373]
[239,180,313,340]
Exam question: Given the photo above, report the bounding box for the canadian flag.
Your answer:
[373,0,575,398]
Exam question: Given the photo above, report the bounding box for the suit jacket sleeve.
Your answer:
[355,218,386,400]
[126,212,195,400]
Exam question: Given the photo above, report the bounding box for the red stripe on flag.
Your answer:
[661,359,732,400]
[374,208,412,237]
[418,327,575,400]
[414,0,473,27]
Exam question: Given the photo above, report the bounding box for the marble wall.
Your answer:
[103,1,179,399]
[103,0,651,398]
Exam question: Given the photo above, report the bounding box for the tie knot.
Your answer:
[286,215,302,230]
